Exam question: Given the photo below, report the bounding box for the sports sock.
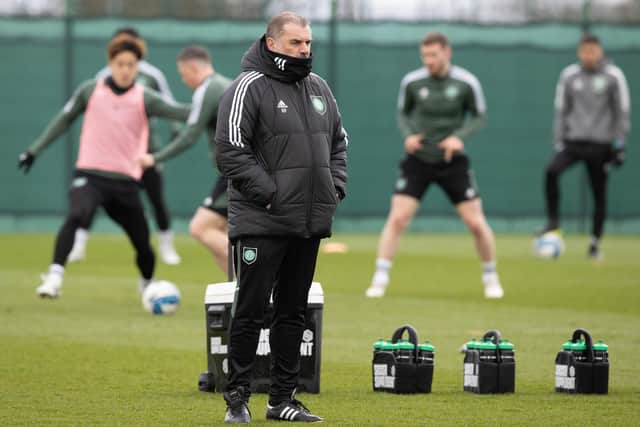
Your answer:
[158,230,173,244]
[49,264,65,277]
[481,261,496,275]
[375,258,392,274]
[74,228,89,246]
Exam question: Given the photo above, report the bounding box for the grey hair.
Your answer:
[266,11,310,39]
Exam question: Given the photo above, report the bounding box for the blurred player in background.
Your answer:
[68,27,183,265]
[140,45,232,275]
[18,36,190,299]
[365,32,504,300]
[541,34,630,259]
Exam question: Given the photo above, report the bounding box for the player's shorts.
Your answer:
[201,176,228,218]
[69,170,145,226]
[394,154,479,205]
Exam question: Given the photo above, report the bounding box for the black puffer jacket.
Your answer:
[215,36,348,240]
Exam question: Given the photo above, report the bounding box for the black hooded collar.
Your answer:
[241,35,312,83]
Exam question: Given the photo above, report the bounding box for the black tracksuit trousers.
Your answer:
[53,171,155,279]
[225,236,320,405]
[545,141,611,239]
[77,166,171,232]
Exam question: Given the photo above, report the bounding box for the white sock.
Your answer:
[140,277,153,289]
[49,264,65,277]
[375,258,392,274]
[590,236,600,247]
[158,230,173,244]
[74,228,89,246]
[481,261,496,275]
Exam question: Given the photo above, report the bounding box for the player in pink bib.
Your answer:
[18,36,190,300]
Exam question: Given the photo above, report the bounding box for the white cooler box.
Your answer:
[198,281,323,393]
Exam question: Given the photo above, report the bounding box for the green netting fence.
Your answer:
[1,18,639,232]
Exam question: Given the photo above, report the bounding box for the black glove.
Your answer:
[610,141,625,168]
[18,151,35,173]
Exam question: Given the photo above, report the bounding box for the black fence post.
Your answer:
[327,0,338,93]
[577,0,592,234]
[63,0,75,193]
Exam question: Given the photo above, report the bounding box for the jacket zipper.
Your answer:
[298,81,313,237]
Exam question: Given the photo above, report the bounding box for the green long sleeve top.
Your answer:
[152,72,232,166]
[397,64,486,163]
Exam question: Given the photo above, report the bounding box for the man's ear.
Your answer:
[266,36,276,50]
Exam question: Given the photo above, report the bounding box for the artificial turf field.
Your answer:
[1,232,638,426]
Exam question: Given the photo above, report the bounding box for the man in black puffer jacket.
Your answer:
[215,11,348,424]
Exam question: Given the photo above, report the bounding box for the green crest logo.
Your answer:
[445,85,459,99]
[395,177,407,191]
[592,76,607,94]
[310,95,326,115]
[242,247,257,265]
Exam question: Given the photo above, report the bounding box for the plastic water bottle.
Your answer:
[373,338,385,355]
[498,340,515,361]
[571,339,587,362]
[417,341,435,364]
[592,339,609,394]
[592,340,608,362]
[396,339,415,363]
[382,340,397,356]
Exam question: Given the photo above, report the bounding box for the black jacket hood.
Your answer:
[241,35,312,83]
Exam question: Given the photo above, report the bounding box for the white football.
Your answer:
[142,280,181,315]
[532,232,565,259]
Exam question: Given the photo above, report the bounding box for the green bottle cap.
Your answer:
[572,340,587,351]
[398,340,415,350]
[477,339,497,350]
[561,340,573,351]
[592,340,608,351]
[498,339,515,350]
[419,341,435,353]
[380,340,395,351]
[465,338,478,350]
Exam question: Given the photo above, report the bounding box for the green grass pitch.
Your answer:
[1,232,639,425]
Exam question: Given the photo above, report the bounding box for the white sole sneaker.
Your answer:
[365,271,389,298]
[482,273,504,299]
[36,274,62,298]
[159,246,181,265]
[365,285,387,298]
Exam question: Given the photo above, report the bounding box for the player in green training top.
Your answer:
[365,32,504,299]
[140,46,233,276]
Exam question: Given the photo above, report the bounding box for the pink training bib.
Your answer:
[76,80,149,180]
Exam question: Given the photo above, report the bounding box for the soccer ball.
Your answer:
[142,280,181,315]
[532,232,565,259]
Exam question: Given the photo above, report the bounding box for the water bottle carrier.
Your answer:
[371,324,434,394]
[463,329,516,394]
[555,328,609,394]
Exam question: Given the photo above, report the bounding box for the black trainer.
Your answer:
[266,398,323,422]
[588,243,602,260]
[224,387,251,424]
